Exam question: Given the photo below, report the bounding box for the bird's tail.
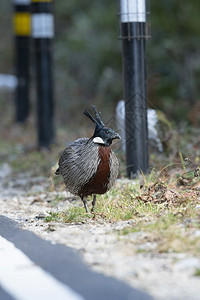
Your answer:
[55,168,60,175]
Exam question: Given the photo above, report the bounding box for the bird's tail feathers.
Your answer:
[55,168,60,175]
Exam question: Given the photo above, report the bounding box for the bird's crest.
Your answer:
[83,105,105,128]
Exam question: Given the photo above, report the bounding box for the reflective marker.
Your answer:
[14,12,31,36]
[32,13,54,38]
[120,0,146,22]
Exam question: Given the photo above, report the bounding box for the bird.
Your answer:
[55,105,120,213]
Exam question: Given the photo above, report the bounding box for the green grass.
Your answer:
[43,175,200,256]
[44,170,200,256]
[194,268,200,276]
[45,207,91,223]
[45,212,60,222]
[116,203,200,255]
[58,167,200,256]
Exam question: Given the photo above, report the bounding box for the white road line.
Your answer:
[0,236,84,300]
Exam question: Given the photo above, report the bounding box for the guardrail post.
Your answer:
[119,0,150,178]
[13,0,31,122]
[31,0,55,148]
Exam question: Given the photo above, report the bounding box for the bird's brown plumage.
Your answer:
[79,145,111,197]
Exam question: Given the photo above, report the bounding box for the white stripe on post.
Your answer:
[32,13,54,38]
[0,236,84,300]
[120,0,146,23]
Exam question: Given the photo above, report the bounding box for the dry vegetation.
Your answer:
[45,161,200,257]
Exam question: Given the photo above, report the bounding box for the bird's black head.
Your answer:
[83,105,121,147]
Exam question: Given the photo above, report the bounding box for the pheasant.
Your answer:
[55,106,120,212]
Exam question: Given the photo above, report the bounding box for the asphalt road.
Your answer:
[0,215,153,300]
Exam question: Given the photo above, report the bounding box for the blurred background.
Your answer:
[0,0,200,174]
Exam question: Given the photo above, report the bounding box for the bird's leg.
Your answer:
[81,197,89,213]
[91,194,96,212]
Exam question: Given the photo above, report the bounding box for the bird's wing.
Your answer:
[58,138,100,195]
[58,138,88,165]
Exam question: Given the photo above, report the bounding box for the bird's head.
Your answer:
[83,105,121,147]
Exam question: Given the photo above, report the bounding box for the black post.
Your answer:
[32,0,55,148]
[120,0,149,178]
[13,0,31,122]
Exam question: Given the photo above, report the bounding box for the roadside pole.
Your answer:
[31,0,55,148]
[119,0,150,178]
[13,0,31,122]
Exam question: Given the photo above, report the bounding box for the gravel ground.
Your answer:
[0,163,200,300]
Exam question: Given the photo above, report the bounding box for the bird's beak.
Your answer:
[113,133,121,140]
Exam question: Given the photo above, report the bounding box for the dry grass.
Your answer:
[1,100,200,256]
[44,165,200,256]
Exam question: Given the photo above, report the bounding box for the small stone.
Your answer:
[46,225,56,232]
[35,214,46,220]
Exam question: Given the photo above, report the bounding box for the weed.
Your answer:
[45,207,90,224]
[194,268,200,276]
[60,207,90,223]
[45,212,60,222]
